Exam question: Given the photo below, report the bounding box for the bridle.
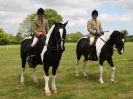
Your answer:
[45,29,65,52]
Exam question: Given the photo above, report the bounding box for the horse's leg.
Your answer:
[107,57,115,83]
[44,65,51,96]
[76,52,82,76]
[83,59,87,77]
[51,66,58,93]
[75,60,80,76]
[99,59,105,84]
[21,57,26,84]
[32,66,38,83]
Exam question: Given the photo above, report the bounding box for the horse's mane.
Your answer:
[100,31,113,42]
[45,25,55,45]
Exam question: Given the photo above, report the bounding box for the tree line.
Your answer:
[0,8,132,45]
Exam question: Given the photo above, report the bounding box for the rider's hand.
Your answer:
[95,32,100,36]
[101,31,104,35]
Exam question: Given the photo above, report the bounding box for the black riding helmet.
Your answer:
[37,8,44,15]
[92,10,98,16]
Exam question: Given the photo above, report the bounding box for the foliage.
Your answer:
[19,8,63,36]
[66,32,84,42]
[0,28,9,45]
[121,29,128,37]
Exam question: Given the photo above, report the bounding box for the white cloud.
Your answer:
[0,0,133,34]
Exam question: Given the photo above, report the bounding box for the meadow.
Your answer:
[0,43,133,99]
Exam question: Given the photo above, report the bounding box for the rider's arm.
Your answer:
[31,21,40,37]
[87,21,95,34]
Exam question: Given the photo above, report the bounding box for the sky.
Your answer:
[0,0,133,35]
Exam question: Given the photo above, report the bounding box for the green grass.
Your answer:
[0,43,133,99]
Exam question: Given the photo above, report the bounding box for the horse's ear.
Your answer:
[63,21,68,27]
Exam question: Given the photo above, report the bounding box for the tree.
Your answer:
[0,28,9,45]
[121,29,128,37]
[66,32,84,42]
[15,32,24,44]
[19,8,63,36]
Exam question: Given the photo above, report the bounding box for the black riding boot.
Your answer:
[88,45,94,60]
[27,46,34,68]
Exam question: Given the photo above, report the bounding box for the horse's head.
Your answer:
[53,21,68,52]
[111,31,125,55]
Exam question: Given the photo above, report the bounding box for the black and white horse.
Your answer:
[76,31,125,84]
[20,22,68,95]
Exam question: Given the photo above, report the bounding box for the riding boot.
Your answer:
[27,46,34,68]
[88,45,94,60]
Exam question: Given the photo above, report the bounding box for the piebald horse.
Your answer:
[76,31,125,84]
[20,22,68,96]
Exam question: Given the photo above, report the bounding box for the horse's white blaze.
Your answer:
[41,25,55,62]
[96,31,113,58]
[59,28,63,48]
[51,75,56,90]
[44,76,50,93]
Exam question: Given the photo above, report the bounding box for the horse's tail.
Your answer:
[76,37,89,61]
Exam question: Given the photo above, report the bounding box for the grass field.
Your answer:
[0,43,133,99]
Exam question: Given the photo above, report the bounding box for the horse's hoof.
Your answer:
[51,89,57,94]
[33,79,39,83]
[75,74,79,77]
[45,92,51,96]
[83,74,88,77]
[100,82,104,84]
[21,82,25,85]
[111,80,117,84]
[99,81,104,84]
[83,72,88,77]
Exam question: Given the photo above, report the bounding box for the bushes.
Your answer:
[125,38,133,42]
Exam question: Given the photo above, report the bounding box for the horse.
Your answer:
[20,21,68,96]
[76,31,125,84]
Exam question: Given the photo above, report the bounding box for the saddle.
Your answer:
[27,36,46,67]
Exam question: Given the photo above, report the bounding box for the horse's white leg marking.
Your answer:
[99,65,104,84]
[41,25,55,62]
[51,75,57,93]
[110,67,115,82]
[21,68,25,83]
[75,60,79,76]
[59,28,63,48]
[83,60,87,77]
[44,76,51,95]
[32,67,38,83]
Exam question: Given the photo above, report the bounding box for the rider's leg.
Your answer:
[89,36,95,46]
[27,36,38,65]
[88,36,95,59]
[31,36,39,47]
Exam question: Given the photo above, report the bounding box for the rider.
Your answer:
[87,10,103,60]
[28,8,49,63]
